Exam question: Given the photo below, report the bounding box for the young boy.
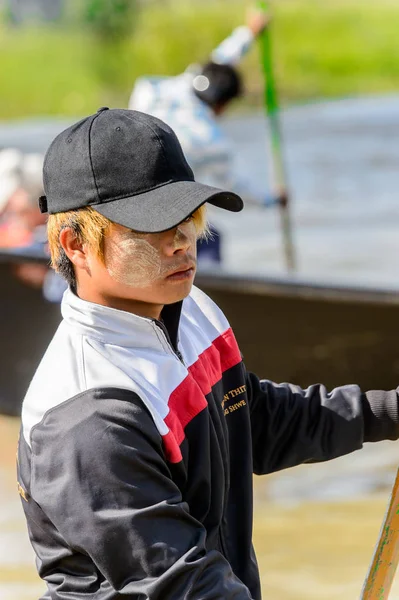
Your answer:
[18,108,399,599]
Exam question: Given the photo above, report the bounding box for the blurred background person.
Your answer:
[129,8,272,267]
[0,148,45,248]
[0,147,67,300]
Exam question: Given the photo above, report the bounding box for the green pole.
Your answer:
[257,0,296,272]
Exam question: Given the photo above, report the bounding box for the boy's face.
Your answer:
[83,216,197,316]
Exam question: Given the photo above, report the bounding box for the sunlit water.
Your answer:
[2,96,399,598]
[215,94,399,287]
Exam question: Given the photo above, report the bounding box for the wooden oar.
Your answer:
[257,0,296,272]
[361,467,399,598]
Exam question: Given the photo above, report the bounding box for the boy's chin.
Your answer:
[161,281,194,304]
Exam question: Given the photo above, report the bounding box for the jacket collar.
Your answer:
[61,288,182,350]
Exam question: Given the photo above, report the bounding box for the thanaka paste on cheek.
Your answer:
[105,222,197,288]
[105,231,163,288]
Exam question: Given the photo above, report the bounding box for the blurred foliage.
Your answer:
[82,0,138,89]
[82,0,136,40]
[1,0,399,118]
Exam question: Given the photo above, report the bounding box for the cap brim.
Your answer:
[93,180,243,233]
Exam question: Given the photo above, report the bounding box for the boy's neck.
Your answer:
[75,286,163,320]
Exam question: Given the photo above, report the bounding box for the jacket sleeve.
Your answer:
[32,392,252,599]
[246,372,399,475]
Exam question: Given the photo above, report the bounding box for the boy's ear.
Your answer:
[59,227,88,270]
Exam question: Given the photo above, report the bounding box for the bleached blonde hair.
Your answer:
[47,204,209,287]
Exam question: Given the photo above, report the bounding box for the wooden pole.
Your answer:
[257,0,296,272]
[361,467,399,599]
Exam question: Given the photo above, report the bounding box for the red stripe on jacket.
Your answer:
[163,328,241,463]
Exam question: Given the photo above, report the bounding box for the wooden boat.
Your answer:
[2,249,399,416]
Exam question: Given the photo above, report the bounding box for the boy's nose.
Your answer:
[166,226,191,254]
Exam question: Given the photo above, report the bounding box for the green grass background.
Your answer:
[1,0,399,119]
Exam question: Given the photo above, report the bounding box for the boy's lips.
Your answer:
[166,263,196,279]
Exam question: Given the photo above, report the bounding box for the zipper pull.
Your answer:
[176,350,185,365]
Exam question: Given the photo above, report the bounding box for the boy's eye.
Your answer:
[183,214,193,223]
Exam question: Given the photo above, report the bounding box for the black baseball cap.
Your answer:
[39,107,243,232]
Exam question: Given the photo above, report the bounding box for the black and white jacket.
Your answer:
[17,286,399,599]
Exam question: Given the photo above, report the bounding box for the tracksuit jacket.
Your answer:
[18,285,399,599]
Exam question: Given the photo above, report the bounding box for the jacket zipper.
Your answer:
[155,320,228,556]
[219,525,229,560]
[218,457,230,561]
[153,319,185,365]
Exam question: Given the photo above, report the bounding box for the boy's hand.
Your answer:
[246,8,271,36]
